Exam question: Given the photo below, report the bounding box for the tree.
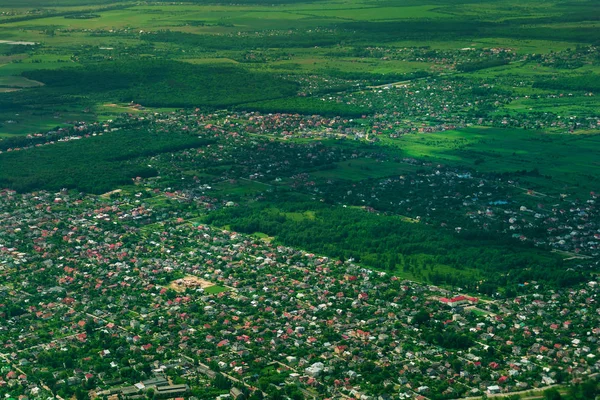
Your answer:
[214,373,232,390]
[413,310,430,325]
[248,392,264,400]
[75,387,89,400]
[543,387,561,400]
[581,380,598,399]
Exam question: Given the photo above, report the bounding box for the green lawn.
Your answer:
[504,95,598,117]
[204,285,228,294]
[0,108,94,136]
[0,75,43,88]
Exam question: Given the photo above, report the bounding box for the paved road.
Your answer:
[459,383,562,399]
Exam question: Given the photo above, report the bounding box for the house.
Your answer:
[286,356,297,364]
[230,387,243,399]
[487,385,501,394]
[439,295,478,306]
[542,376,555,385]
[154,384,189,398]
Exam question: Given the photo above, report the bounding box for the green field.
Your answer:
[203,285,228,294]
[0,0,598,135]
[0,108,94,136]
[0,75,42,88]
[381,127,600,195]
[213,179,272,198]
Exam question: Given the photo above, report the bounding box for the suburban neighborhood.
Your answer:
[0,184,598,399]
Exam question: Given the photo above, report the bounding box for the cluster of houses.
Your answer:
[308,164,600,258]
[353,45,516,68]
[0,187,599,400]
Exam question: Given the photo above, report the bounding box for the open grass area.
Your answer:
[283,210,316,221]
[0,75,42,88]
[267,56,432,75]
[0,56,74,77]
[504,95,599,117]
[203,285,228,294]
[381,127,600,195]
[290,5,449,21]
[213,179,272,198]
[0,108,93,136]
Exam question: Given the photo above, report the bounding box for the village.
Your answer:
[0,185,598,400]
[2,106,598,272]
[2,0,600,399]
[0,43,598,400]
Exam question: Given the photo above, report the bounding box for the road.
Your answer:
[459,383,563,400]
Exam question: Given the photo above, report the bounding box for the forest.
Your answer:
[0,126,214,194]
[5,60,299,110]
[533,74,600,92]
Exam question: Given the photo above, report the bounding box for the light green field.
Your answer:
[204,285,228,294]
[382,127,600,195]
[440,0,557,19]
[0,75,43,88]
[213,179,271,197]
[0,6,329,31]
[268,56,432,74]
[388,38,579,53]
[282,210,316,221]
[289,5,449,21]
[179,57,239,65]
[461,62,580,80]
[0,109,91,136]
[0,55,74,77]
[505,95,598,117]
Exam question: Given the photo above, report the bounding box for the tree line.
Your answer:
[205,193,584,294]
